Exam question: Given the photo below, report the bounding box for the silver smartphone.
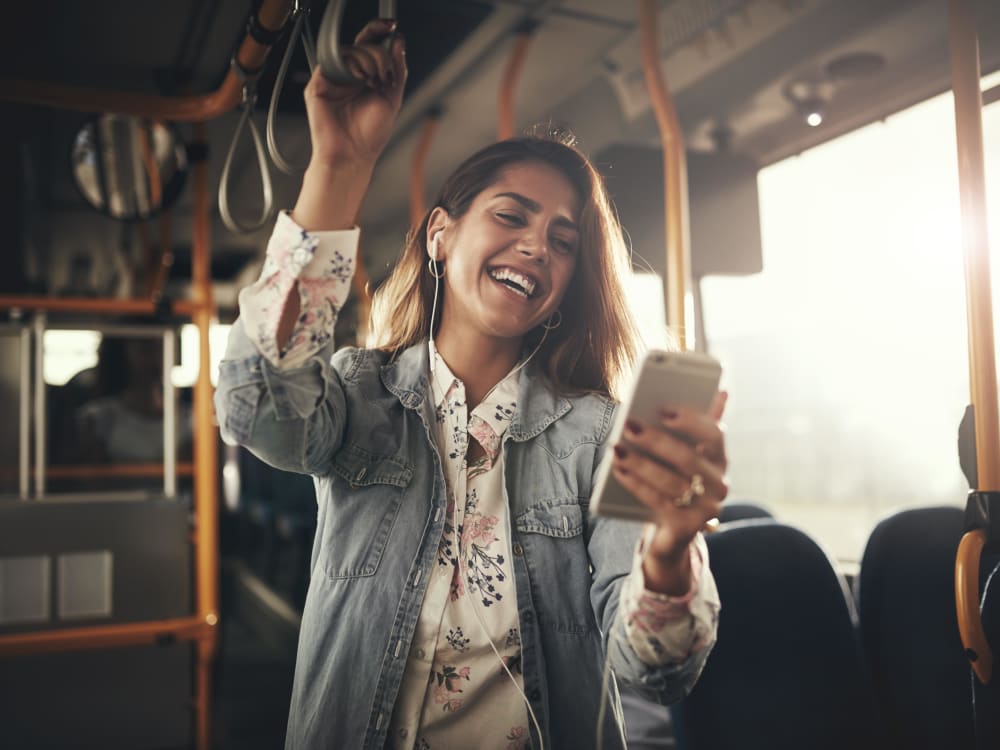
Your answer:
[589,349,723,522]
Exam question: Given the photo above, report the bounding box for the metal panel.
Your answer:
[0,499,192,634]
[0,556,51,625]
[57,550,113,619]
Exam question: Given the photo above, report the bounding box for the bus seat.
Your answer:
[670,521,884,750]
[718,501,774,524]
[855,506,973,750]
[972,556,1000,747]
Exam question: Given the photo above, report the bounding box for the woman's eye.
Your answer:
[552,237,577,254]
[496,211,524,225]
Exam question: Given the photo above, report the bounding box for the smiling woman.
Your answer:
[372,139,637,401]
[213,17,729,750]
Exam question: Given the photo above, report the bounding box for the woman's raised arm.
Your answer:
[215,19,407,476]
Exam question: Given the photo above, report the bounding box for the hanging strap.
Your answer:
[219,56,275,233]
[316,0,396,85]
[267,3,318,174]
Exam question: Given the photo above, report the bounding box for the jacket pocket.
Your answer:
[515,501,593,635]
[319,444,413,579]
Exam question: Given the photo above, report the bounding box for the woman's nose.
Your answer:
[516,234,549,263]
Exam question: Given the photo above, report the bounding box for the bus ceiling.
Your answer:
[0,0,999,303]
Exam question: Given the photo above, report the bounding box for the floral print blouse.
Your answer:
[239,212,721,750]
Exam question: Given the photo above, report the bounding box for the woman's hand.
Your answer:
[293,18,407,231]
[305,18,408,170]
[611,392,729,595]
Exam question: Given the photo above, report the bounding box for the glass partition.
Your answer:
[40,324,186,499]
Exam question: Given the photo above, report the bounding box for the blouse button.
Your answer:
[415,648,426,660]
[512,542,524,556]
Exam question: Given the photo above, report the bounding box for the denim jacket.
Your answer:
[215,320,712,749]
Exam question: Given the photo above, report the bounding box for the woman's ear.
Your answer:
[426,207,450,261]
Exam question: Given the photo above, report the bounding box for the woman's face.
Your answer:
[431,161,582,343]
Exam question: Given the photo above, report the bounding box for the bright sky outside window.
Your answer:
[700,72,1000,563]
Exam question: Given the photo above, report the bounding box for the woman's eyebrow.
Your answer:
[493,191,579,231]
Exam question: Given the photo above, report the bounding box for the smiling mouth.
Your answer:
[488,267,538,299]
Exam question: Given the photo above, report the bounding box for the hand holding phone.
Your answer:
[590,350,723,522]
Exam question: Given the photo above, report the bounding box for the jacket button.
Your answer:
[512,542,524,556]
[528,689,541,701]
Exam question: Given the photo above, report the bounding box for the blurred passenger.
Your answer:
[77,337,191,463]
[216,19,728,750]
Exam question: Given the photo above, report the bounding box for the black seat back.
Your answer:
[856,506,973,749]
[672,521,883,750]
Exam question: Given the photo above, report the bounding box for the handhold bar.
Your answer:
[316,0,397,85]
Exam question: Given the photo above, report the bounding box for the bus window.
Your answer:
[43,328,191,496]
[701,72,1000,564]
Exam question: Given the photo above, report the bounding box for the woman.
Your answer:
[215,19,727,750]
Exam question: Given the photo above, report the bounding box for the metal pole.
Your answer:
[950,0,999,490]
[950,0,997,689]
[19,327,30,500]
[191,123,219,750]
[639,0,691,350]
[33,314,46,498]
[163,329,177,499]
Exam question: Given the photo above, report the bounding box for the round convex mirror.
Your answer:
[71,115,188,220]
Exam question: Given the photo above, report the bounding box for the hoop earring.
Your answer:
[428,257,445,279]
[543,309,562,330]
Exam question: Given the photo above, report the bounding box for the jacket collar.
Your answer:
[379,340,571,441]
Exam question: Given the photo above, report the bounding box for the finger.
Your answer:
[616,442,728,502]
[623,419,701,479]
[354,17,397,45]
[613,443,689,497]
[657,409,724,452]
[708,390,728,421]
[342,46,385,87]
[612,462,723,520]
[387,33,408,101]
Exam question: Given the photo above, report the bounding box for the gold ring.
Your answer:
[673,474,706,508]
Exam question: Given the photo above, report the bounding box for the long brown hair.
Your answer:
[369,135,640,399]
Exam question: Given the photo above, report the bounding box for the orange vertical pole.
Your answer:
[410,109,442,228]
[639,0,691,350]
[950,0,997,687]
[498,26,535,141]
[191,123,220,749]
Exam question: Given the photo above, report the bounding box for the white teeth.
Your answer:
[488,267,537,298]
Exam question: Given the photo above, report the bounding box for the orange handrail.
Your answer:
[410,110,443,228]
[498,27,535,140]
[639,0,691,351]
[0,616,213,658]
[45,463,195,479]
[956,530,993,683]
[0,0,293,121]
[950,0,998,687]
[0,463,196,481]
[0,295,197,316]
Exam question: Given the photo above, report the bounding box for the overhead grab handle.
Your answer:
[316,0,397,85]
[219,56,275,233]
[267,1,318,174]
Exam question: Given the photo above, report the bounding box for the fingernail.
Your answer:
[661,410,678,420]
[614,445,628,459]
[379,18,398,29]
[625,420,642,436]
